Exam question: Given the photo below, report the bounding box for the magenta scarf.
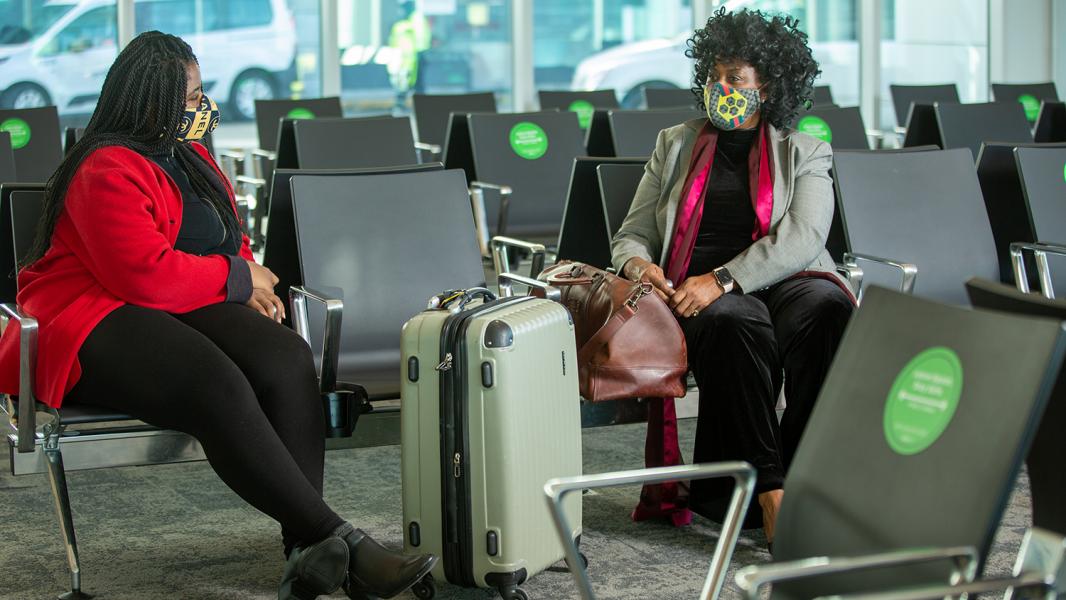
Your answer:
[631,121,775,526]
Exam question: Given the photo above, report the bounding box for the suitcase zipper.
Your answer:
[438,295,531,587]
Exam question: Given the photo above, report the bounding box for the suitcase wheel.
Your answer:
[411,573,436,600]
[497,587,528,600]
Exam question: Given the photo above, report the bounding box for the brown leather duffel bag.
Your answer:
[538,261,688,401]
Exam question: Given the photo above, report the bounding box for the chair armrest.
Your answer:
[835,261,864,290]
[491,236,547,297]
[252,149,278,161]
[216,149,246,160]
[414,142,442,157]
[825,528,1066,600]
[843,252,918,297]
[1010,241,1066,298]
[1,303,39,453]
[289,286,343,395]
[498,273,561,302]
[735,546,978,600]
[235,175,267,193]
[251,149,278,180]
[470,181,514,255]
[545,461,756,600]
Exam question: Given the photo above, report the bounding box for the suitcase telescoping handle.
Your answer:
[427,287,499,313]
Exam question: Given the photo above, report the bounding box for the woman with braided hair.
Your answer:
[0,31,435,599]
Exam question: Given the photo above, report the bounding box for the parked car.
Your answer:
[0,0,297,120]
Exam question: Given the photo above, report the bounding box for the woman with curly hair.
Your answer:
[612,8,856,545]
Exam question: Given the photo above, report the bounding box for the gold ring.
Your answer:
[691,310,699,317]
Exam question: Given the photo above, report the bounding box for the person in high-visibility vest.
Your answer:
[387,0,432,96]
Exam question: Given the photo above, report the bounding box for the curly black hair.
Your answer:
[687,7,820,129]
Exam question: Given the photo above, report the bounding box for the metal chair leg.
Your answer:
[42,420,92,600]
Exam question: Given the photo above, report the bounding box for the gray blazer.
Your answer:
[611,118,852,294]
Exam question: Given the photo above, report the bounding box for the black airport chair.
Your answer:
[549,285,1066,598]
[538,89,619,131]
[833,147,998,304]
[643,87,696,109]
[975,142,1066,290]
[253,97,344,153]
[262,163,443,326]
[992,82,1060,123]
[288,169,492,400]
[1003,144,1066,298]
[556,157,646,269]
[934,101,1034,159]
[463,111,587,248]
[790,105,870,150]
[63,127,84,155]
[1034,101,1066,143]
[901,103,942,148]
[966,278,1066,537]
[293,116,420,169]
[585,109,699,157]
[890,83,959,128]
[0,106,62,183]
[412,92,496,153]
[812,84,835,107]
[0,132,14,183]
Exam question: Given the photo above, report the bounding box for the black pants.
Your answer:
[67,303,345,553]
[683,276,853,513]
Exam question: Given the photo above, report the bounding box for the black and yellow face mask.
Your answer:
[176,94,220,143]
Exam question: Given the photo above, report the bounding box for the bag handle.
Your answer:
[543,263,595,285]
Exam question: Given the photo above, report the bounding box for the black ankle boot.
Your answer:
[334,523,438,600]
[278,535,350,600]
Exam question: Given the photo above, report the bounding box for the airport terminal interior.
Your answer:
[2,0,1066,598]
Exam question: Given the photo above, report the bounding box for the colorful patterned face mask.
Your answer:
[704,82,762,130]
[176,94,220,143]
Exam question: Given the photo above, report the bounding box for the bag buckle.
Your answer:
[625,283,653,310]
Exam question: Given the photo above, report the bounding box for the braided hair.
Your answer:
[22,30,239,267]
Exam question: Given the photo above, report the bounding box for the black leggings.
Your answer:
[682,276,853,512]
[67,303,345,553]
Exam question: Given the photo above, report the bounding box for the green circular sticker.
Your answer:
[796,115,832,144]
[568,100,596,130]
[884,347,963,456]
[286,107,316,120]
[509,122,549,160]
[0,118,32,150]
[1018,94,1040,122]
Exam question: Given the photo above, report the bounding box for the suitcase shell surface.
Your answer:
[401,295,583,591]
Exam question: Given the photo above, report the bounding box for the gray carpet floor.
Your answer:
[0,418,1031,600]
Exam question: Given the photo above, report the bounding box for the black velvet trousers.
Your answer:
[682,276,853,520]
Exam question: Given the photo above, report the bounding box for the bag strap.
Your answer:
[577,303,638,366]
[576,282,654,364]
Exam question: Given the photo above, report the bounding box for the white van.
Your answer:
[0,0,297,120]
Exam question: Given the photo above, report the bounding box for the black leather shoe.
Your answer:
[335,524,438,600]
[278,535,350,600]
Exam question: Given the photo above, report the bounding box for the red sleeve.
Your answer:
[63,151,233,313]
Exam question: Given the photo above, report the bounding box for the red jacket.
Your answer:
[0,142,254,408]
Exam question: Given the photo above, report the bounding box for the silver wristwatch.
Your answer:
[712,267,735,294]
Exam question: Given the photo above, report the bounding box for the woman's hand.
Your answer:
[668,273,724,318]
[622,257,674,302]
[246,260,279,291]
[246,288,286,323]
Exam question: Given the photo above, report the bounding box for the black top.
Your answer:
[149,150,240,257]
[687,128,758,277]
